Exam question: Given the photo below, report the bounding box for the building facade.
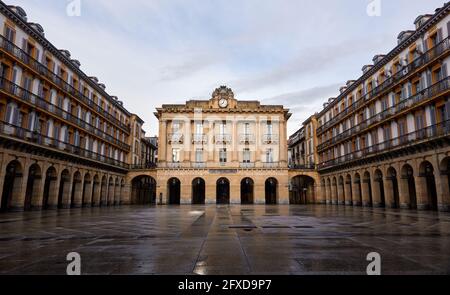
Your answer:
[291,3,450,211]
[0,3,150,211]
[152,86,291,204]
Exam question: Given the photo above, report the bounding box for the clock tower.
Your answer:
[209,85,237,109]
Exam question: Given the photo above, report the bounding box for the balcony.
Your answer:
[262,162,280,168]
[167,162,182,168]
[215,134,231,144]
[262,134,279,144]
[0,34,130,133]
[288,164,316,170]
[317,36,450,135]
[167,133,183,144]
[240,162,255,168]
[192,162,206,168]
[320,120,450,170]
[131,162,157,170]
[192,133,207,144]
[0,78,131,151]
[0,121,129,169]
[239,134,255,144]
[317,77,450,152]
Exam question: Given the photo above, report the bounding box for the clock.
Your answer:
[219,98,228,108]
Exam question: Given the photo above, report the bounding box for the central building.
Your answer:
[154,86,291,205]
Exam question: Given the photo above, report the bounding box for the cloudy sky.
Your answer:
[9,0,445,136]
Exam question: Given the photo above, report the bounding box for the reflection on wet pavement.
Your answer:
[0,205,449,275]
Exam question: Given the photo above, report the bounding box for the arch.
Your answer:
[240,177,254,204]
[362,171,373,207]
[82,173,92,207]
[419,161,438,210]
[265,177,278,204]
[386,167,400,209]
[290,175,315,204]
[326,178,332,204]
[131,175,156,204]
[400,164,416,209]
[1,160,24,211]
[331,177,338,205]
[167,177,181,205]
[24,163,42,211]
[71,171,82,208]
[120,178,125,205]
[338,175,345,205]
[438,157,450,210]
[374,169,385,207]
[216,177,230,204]
[192,178,206,205]
[42,166,58,209]
[114,177,120,205]
[57,169,71,209]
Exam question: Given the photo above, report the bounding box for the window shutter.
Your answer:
[437,28,443,43]
[426,70,432,87]
[442,63,448,79]
[423,40,428,51]
[407,83,412,97]
[22,38,27,51]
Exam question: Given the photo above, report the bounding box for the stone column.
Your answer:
[232,120,238,162]
[279,119,287,166]
[383,177,395,209]
[331,182,337,205]
[337,181,345,205]
[352,181,362,206]
[31,176,45,210]
[436,171,450,211]
[415,174,429,210]
[10,167,28,211]
[205,181,216,204]
[93,181,101,206]
[61,176,73,209]
[159,120,167,164]
[121,183,131,205]
[48,173,60,209]
[361,179,370,207]
[344,180,352,206]
[255,181,265,204]
[278,177,289,205]
[107,181,115,206]
[325,183,331,204]
[180,182,191,204]
[371,176,382,207]
[230,179,240,204]
[316,184,325,204]
[398,176,410,209]
[83,180,93,207]
[73,179,83,208]
[114,183,120,205]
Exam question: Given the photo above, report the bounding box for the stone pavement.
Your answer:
[0,205,449,275]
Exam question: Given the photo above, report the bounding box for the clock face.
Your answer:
[219,98,228,108]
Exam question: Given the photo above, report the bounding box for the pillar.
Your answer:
[415,174,429,210]
[361,178,371,207]
[384,176,395,209]
[344,180,352,206]
[371,176,382,207]
[337,181,345,205]
[352,180,362,206]
[331,181,337,205]
[398,176,410,209]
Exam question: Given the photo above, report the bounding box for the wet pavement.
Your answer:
[0,205,450,275]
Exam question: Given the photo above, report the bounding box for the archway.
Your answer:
[42,167,57,209]
[192,178,205,204]
[331,177,338,204]
[24,163,42,211]
[419,161,438,210]
[290,175,315,204]
[1,160,23,211]
[240,177,254,204]
[131,175,156,204]
[374,169,385,207]
[344,174,352,206]
[401,164,416,209]
[386,167,400,209]
[82,173,92,207]
[216,178,230,204]
[70,171,82,208]
[439,157,450,210]
[265,177,278,204]
[338,176,345,205]
[353,173,362,206]
[57,169,70,209]
[92,175,100,206]
[168,177,181,205]
[326,178,332,204]
[108,176,114,206]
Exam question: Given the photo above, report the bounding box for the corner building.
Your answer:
[154,86,291,205]
[314,4,450,211]
[0,3,149,211]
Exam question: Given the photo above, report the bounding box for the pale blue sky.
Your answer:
[8,0,445,136]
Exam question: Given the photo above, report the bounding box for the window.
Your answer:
[244,123,250,135]
[219,148,227,163]
[5,103,19,125]
[243,148,250,163]
[219,122,226,135]
[4,26,15,43]
[266,148,273,163]
[267,121,273,135]
[172,148,180,162]
[195,122,203,134]
[195,148,203,162]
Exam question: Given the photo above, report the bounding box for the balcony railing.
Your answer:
[262,162,280,168]
[192,133,207,143]
[0,34,130,132]
[215,134,231,143]
[262,134,279,144]
[320,120,450,169]
[239,134,255,143]
[0,121,129,169]
[317,37,450,135]
[167,162,182,168]
[240,162,255,168]
[317,76,450,151]
[167,133,183,144]
[288,164,316,170]
[0,78,130,151]
[131,163,157,170]
[192,162,206,168]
